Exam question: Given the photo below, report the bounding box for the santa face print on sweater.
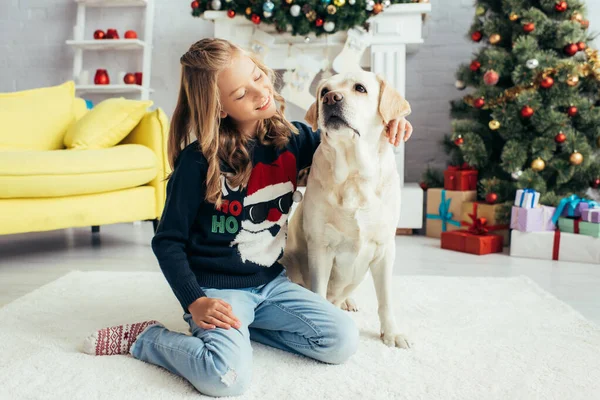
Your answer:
[225,151,297,267]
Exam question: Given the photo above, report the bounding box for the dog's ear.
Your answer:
[377,75,411,124]
[305,101,318,132]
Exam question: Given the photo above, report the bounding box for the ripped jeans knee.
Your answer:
[188,347,253,398]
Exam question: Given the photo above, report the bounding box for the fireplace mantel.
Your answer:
[204,3,431,230]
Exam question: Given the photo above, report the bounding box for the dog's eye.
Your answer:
[354,84,367,93]
[320,87,329,98]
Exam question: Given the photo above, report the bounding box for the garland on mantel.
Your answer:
[190,0,429,36]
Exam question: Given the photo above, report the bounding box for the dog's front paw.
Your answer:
[380,332,410,349]
[341,297,359,312]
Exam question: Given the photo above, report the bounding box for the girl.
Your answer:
[82,38,413,397]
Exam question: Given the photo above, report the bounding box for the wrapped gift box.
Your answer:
[582,209,600,223]
[426,189,477,238]
[510,205,555,232]
[461,202,510,246]
[555,195,596,219]
[580,222,600,238]
[443,165,478,191]
[510,230,600,264]
[557,217,600,238]
[441,230,504,255]
[514,189,540,209]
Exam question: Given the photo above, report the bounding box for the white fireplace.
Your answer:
[204,3,431,230]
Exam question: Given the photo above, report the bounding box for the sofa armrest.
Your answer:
[120,108,171,219]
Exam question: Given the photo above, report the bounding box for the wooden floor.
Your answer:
[1,222,599,325]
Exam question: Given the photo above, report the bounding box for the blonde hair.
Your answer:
[168,38,298,207]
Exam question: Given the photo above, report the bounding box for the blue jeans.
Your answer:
[130,270,359,397]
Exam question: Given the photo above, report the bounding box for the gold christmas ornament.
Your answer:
[489,34,501,45]
[531,158,546,172]
[509,13,519,21]
[570,151,584,165]
[333,0,345,6]
[476,6,486,16]
[306,10,317,21]
[327,4,337,14]
[489,120,500,130]
[572,12,583,22]
[566,75,580,86]
[245,7,252,15]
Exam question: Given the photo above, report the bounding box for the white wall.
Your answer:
[1,0,598,182]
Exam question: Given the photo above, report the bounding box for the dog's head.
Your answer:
[305,71,411,141]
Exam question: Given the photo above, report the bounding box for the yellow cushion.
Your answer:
[73,98,89,121]
[0,144,158,199]
[63,97,153,149]
[0,81,75,151]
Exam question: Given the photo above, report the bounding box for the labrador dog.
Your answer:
[281,71,411,348]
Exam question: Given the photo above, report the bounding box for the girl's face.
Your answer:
[217,53,277,135]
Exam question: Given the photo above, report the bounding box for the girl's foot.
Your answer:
[82,320,162,356]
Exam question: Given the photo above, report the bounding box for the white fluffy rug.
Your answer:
[1,271,599,400]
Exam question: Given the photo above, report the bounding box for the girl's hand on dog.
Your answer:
[385,117,414,146]
[189,297,242,330]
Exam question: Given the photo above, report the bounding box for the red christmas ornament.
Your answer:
[106,29,119,39]
[540,76,554,89]
[191,0,200,9]
[565,43,579,56]
[473,97,485,109]
[555,132,567,143]
[419,182,428,191]
[483,70,500,86]
[521,105,534,118]
[555,1,568,12]
[227,9,236,18]
[592,178,600,189]
[124,30,137,39]
[471,31,483,42]
[93,30,106,40]
[485,193,498,204]
[251,13,261,24]
[470,60,481,72]
[316,18,324,27]
[123,73,136,85]
[454,136,464,146]
[94,69,110,85]
[578,41,587,51]
[567,106,578,117]
[523,22,535,33]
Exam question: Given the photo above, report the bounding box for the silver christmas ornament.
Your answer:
[263,10,272,18]
[383,0,391,7]
[290,4,301,17]
[455,80,466,90]
[511,170,523,180]
[263,1,275,12]
[304,36,311,43]
[324,21,335,32]
[366,0,375,11]
[526,59,539,69]
[211,0,221,10]
[348,0,356,4]
[293,190,303,203]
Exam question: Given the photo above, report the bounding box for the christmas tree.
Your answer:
[426,0,600,214]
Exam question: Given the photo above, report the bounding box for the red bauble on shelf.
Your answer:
[567,106,578,117]
[471,31,483,42]
[106,29,119,39]
[521,105,534,118]
[93,30,105,39]
[135,72,143,85]
[473,97,485,109]
[94,69,110,85]
[123,73,136,85]
[555,1,568,12]
[485,193,498,204]
[555,132,566,143]
[523,22,535,33]
[540,76,554,89]
[470,60,481,72]
[124,30,138,39]
[565,43,579,56]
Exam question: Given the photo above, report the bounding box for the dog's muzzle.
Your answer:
[322,92,360,137]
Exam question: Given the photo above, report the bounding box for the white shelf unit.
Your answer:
[68,0,154,101]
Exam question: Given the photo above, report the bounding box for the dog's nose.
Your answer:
[323,91,343,106]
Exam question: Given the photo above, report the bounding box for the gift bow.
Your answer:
[461,203,509,235]
[518,188,537,208]
[552,195,599,225]
[426,190,461,232]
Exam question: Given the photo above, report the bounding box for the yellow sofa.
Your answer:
[0,82,170,236]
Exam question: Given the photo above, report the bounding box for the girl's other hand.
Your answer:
[188,297,242,330]
[385,118,414,146]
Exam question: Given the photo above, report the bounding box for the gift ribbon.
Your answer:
[552,195,599,225]
[518,188,537,208]
[426,190,461,232]
[553,229,561,261]
[460,203,509,235]
[574,218,581,234]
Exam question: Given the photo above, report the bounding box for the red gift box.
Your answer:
[444,164,478,191]
[441,230,504,255]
